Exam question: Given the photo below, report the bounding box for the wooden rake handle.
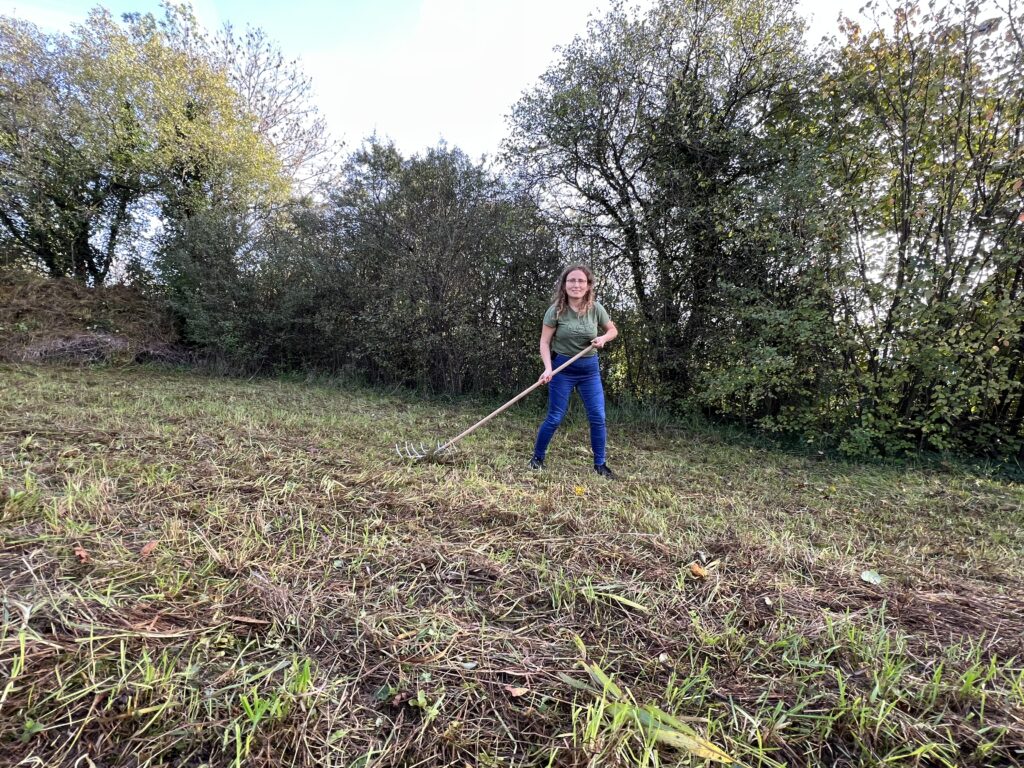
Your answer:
[438,344,596,453]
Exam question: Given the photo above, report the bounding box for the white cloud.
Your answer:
[303,0,612,159]
[303,0,861,159]
[0,2,80,31]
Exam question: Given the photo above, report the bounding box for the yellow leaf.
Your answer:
[609,702,735,764]
[646,722,734,763]
[574,663,735,764]
[689,561,708,579]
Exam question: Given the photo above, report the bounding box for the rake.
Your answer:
[396,344,594,462]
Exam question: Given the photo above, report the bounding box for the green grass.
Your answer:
[2,363,1023,767]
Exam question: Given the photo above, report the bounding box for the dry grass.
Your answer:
[2,363,1023,767]
[0,269,183,365]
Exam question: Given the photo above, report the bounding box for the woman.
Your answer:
[529,264,618,477]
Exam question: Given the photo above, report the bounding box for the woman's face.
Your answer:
[565,270,589,301]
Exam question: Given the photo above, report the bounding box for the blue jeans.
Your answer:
[533,353,607,466]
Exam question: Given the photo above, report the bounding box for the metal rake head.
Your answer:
[395,441,458,462]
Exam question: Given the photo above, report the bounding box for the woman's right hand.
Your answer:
[539,367,553,384]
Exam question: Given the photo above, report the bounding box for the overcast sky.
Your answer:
[1,0,857,159]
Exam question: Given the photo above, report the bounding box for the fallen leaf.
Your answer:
[573,485,586,496]
[860,569,883,585]
[505,686,529,697]
[610,701,735,763]
[73,546,90,564]
[140,541,158,559]
[689,561,708,579]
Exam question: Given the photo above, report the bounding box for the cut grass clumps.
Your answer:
[0,268,184,365]
[2,363,1023,767]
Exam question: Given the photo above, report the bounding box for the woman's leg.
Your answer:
[532,356,573,461]
[576,357,607,466]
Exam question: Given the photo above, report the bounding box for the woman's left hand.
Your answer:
[591,335,608,349]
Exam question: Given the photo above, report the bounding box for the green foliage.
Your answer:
[328,140,561,394]
[506,0,825,402]
[692,276,844,439]
[506,0,1024,459]
[813,0,1024,456]
[0,5,286,285]
[159,142,561,393]
[156,206,255,361]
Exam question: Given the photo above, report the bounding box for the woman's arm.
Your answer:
[591,320,618,349]
[538,324,556,383]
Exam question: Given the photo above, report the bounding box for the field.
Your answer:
[2,363,1023,767]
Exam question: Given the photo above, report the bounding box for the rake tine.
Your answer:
[395,438,459,462]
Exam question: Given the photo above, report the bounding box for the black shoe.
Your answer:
[528,457,544,470]
[593,463,615,479]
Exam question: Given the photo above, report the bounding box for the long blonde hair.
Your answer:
[552,264,596,318]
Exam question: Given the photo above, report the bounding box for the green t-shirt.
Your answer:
[543,302,612,357]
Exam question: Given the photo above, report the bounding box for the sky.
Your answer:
[0,0,856,160]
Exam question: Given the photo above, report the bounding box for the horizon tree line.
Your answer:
[2,0,1023,458]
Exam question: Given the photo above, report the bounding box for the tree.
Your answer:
[0,16,124,282]
[155,140,561,388]
[0,6,285,285]
[823,0,1024,454]
[328,140,561,393]
[506,0,824,401]
[212,23,338,189]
